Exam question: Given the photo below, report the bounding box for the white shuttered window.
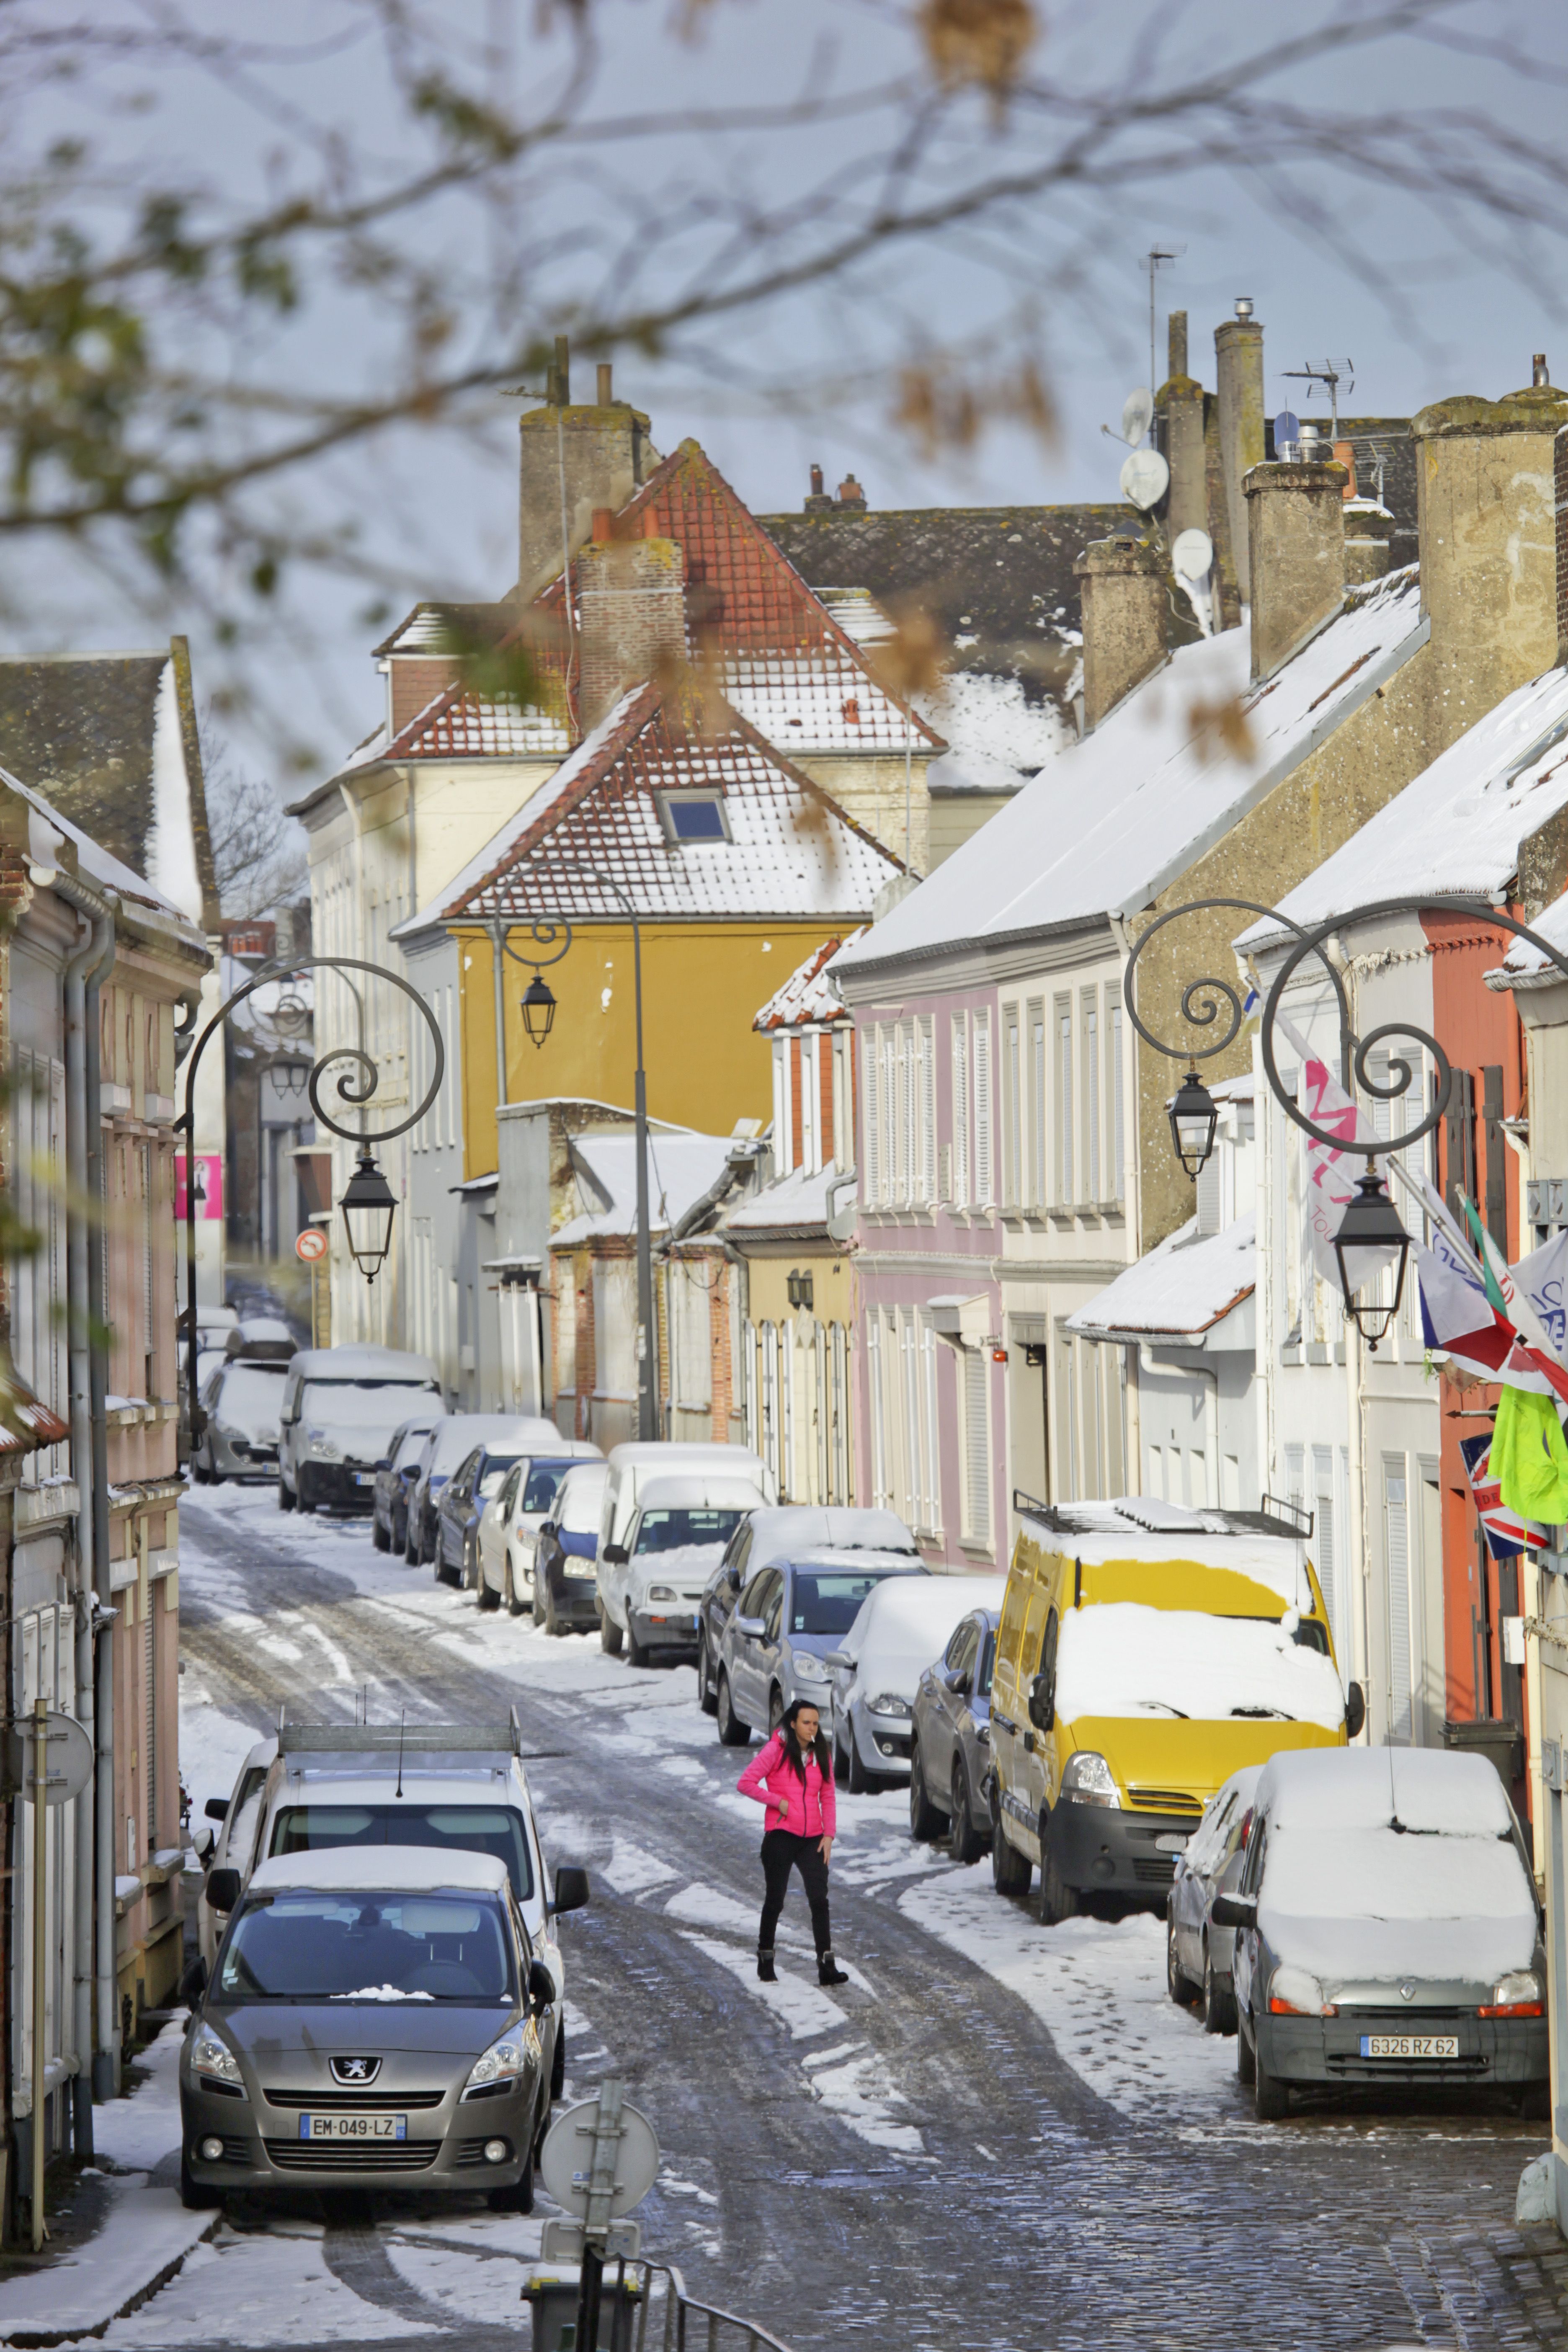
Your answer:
[972,1012,993,1209]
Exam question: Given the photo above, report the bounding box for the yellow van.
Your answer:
[990,1496,1360,1924]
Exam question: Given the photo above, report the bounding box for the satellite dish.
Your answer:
[1120,388,1153,447]
[1119,448,1170,511]
[1172,528,1213,582]
[1274,409,1300,449]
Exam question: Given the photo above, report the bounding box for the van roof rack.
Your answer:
[1013,1491,1310,1542]
[277,1707,526,1758]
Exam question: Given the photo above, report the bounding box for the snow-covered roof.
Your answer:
[0,763,205,943]
[552,1131,738,1248]
[723,1159,845,1234]
[921,667,1076,796]
[1239,661,1568,953]
[1486,887,1568,990]
[1065,1212,1254,1345]
[393,685,901,936]
[754,936,856,1031]
[835,567,1426,980]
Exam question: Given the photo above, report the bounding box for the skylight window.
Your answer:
[659,792,730,844]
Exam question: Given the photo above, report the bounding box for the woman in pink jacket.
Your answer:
[737,1699,848,1987]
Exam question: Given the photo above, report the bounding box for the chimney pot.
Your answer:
[554,334,570,407]
[591,507,615,542]
[837,473,867,508]
[810,464,825,497]
[597,362,614,405]
[1244,459,1347,681]
[1234,297,1254,320]
[1167,310,1189,382]
[1535,353,1551,387]
[1215,306,1265,602]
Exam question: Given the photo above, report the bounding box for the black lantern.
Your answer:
[339,1148,397,1284]
[1168,1068,1219,1180]
[1332,1163,1411,1349]
[520,974,557,1047]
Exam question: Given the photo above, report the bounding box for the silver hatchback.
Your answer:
[714,1549,926,1745]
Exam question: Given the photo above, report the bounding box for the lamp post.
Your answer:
[178,956,444,1437]
[489,879,657,1442]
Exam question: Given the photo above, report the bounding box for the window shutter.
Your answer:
[1083,993,1100,1203]
[920,1021,935,1203]
[1385,1460,1411,1744]
[1312,1444,1336,1633]
[1196,1149,1221,1237]
[1110,1000,1125,1202]
[862,1029,880,1205]
[973,1012,993,1208]
[951,1016,969,1208]
[964,1349,990,1545]
[866,1313,887,1507]
[883,1030,898,1206]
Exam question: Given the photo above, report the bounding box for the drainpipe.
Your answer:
[85,907,117,2095]
[49,871,114,2135]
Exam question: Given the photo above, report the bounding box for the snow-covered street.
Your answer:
[18,1480,1562,2352]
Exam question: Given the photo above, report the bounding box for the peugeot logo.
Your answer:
[330,2055,382,2086]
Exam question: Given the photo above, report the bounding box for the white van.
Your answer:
[596,1443,772,1663]
[276,1345,441,1513]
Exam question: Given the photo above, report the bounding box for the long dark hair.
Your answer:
[779,1702,830,1782]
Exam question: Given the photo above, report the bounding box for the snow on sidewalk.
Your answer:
[898,1862,1237,2116]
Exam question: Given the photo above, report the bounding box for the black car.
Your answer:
[532,1462,610,1637]
[435,1444,527,1588]
[909,1606,998,1864]
[696,1505,919,1716]
[372,1416,440,1554]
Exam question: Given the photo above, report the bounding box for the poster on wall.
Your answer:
[174,1153,224,1221]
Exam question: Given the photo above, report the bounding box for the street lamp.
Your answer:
[520,973,557,1047]
[1331,1163,1412,1350]
[339,1148,398,1283]
[1168,1068,1219,1180]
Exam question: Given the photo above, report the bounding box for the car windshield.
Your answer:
[476,1454,522,1498]
[634,1507,745,1554]
[559,1474,608,1533]
[218,1366,287,1422]
[268,1805,534,1901]
[789,1567,910,1635]
[977,1630,996,1699]
[302,1381,434,1430]
[521,1459,574,1513]
[219,1889,514,2003]
[1053,1603,1347,1729]
[393,1426,433,1471]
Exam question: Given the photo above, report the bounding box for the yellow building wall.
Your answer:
[458,921,843,1175]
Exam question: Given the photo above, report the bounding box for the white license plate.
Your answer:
[1359,2034,1460,2060]
[299,2112,407,2141]
[354,1472,377,1487]
[1155,1833,1188,1854]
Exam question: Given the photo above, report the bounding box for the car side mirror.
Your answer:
[734,1614,766,1639]
[603,1542,629,1566]
[727,1565,743,1590]
[192,1823,215,1862]
[204,1796,230,1823]
[375,1457,392,1472]
[1210,1892,1257,1930]
[206,1866,242,1914]
[178,1953,209,2004]
[539,1522,557,1541]
[527,1958,555,2015]
[943,1668,970,1697]
[552,1865,590,1916]
[1027,1669,1055,1733]
[824,1650,851,1672]
[1345,1680,1366,1740]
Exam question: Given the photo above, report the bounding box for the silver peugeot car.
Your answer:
[179,1846,556,2211]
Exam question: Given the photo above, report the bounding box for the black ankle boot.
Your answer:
[757,1945,777,1983]
[817,1948,848,1988]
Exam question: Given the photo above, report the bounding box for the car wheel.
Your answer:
[191,1455,211,1485]
[488,2138,536,2214]
[846,1732,872,1794]
[1202,1941,1235,2035]
[544,1589,566,1638]
[1253,2040,1289,2122]
[372,1516,390,1553]
[599,1607,623,1657]
[908,1741,946,1841]
[990,1810,1032,1898]
[1236,2007,1256,2088]
[530,1571,544,1626]
[697,1634,719,1717]
[551,2017,566,2102]
[716,1671,750,1747]
[477,1565,500,1612]
[278,1477,295,1514]
[179,2147,221,2211]
[949,1759,987,1865]
[1037,1822,1080,1927]
[768,1687,786,1738]
[1166,1916,1200,2006]
[297,1471,315,1515]
[833,1730,849,1787]
[626,1622,649,1669]
[1519,2080,1550,2120]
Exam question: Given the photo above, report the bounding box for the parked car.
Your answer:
[598,1441,774,1577]
[1165,1764,1261,2032]
[909,1605,1000,1862]
[371,1414,441,1553]
[1217,1747,1547,2122]
[180,1847,557,2213]
[277,1347,442,1513]
[714,1550,927,1746]
[475,1441,602,1614]
[696,1505,919,1715]
[988,1497,1359,1924]
[599,1471,768,1666]
[405,1415,559,1565]
[191,1356,290,1483]
[434,1441,534,1588]
[532,1462,611,1636]
[828,1574,1005,1792]
[224,1316,296,1363]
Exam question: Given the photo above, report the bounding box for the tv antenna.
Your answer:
[1282,360,1355,440]
[1145,246,1184,423]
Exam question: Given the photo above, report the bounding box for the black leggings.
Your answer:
[759,1828,832,1955]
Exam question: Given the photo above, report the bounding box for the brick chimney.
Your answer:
[518,343,659,601]
[1244,459,1346,681]
[1074,537,1166,730]
[1411,377,1568,737]
[1214,300,1264,603]
[576,511,687,732]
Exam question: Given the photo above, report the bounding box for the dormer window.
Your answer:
[659,791,730,844]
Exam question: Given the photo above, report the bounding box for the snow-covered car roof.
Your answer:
[840,1573,1006,1685]
[1256,1745,1513,1834]
[249,1846,510,1896]
[292,1347,440,1383]
[741,1505,919,1562]
[635,1475,771,1512]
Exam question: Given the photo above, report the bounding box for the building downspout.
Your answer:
[85,908,116,2095]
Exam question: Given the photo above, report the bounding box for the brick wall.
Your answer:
[577,534,686,730]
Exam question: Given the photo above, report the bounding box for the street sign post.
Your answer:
[295,1226,328,1263]
[538,2084,659,2352]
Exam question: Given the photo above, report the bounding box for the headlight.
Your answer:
[975,1721,990,1742]
[464,2027,530,2096]
[646,1585,678,1604]
[868,1694,912,1719]
[792,1654,829,1681]
[1059,1751,1120,1808]
[1482,1969,1544,2017]
[1268,1963,1333,2017]
[304,1428,340,1458]
[192,2030,244,2088]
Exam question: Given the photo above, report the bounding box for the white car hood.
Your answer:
[627,1544,726,1603]
[1261,1822,1537,1990]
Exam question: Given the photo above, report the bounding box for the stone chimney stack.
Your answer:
[1163,311,1208,547]
[1074,537,1167,730]
[1343,499,1395,588]
[518,340,658,602]
[1411,377,1568,739]
[1244,460,1346,681]
[1215,299,1265,603]
[576,509,687,732]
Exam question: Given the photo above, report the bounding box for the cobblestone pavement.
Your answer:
[133,1488,1568,2352]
